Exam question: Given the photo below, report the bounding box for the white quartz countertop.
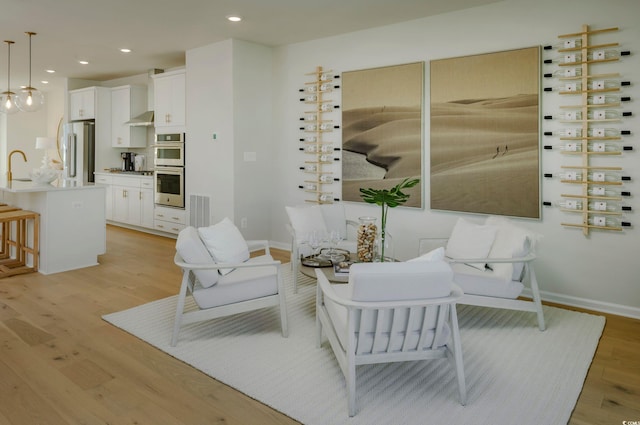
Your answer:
[0,178,104,193]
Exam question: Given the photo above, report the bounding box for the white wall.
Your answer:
[269,0,640,317]
[186,39,274,239]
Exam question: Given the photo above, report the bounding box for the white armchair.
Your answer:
[172,222,288,346]
[418,216,545,331]
[315,261,466,416]
[285,203,358,292]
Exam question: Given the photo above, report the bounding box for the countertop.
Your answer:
[0,178,104,193]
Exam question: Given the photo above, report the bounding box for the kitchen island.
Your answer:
[0,178,106,274]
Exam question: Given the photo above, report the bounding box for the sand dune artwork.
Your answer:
[430,47,541,219]
[341,62,424,208]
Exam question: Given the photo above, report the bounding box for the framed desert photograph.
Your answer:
[430,47,541,218]
[341,62,424,208]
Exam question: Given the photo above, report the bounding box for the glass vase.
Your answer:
[374,231,394,262]
[356,216,377,262]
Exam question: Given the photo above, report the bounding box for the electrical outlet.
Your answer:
[240,217,248,229]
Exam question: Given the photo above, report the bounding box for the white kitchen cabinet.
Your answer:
[154,205,186,234]
[152,69,186,129]
[69,87,96,120]
[94,174,113,220]
[110,175,155,228]
[111,85,148,148]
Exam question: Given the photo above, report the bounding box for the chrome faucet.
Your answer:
[7,150,27,181]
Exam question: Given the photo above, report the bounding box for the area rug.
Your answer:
[103,268,605,425]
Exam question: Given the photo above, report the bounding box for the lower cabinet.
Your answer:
[154,206,186,234]
[109,175,155,228]
[96,173,185,235]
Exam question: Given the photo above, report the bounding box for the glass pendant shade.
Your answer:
[16,86,45,112]
[16,32,43,112]
[0,90,20,115]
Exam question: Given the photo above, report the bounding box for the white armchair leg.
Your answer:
[528,266,546,331]
[449,305,467,405]
[170,272,191,347]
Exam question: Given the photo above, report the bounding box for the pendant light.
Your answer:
[16,32,44,112]
[0,40,19,115]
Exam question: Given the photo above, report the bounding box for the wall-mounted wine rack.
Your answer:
[298,66,341,204]
[543,24,633,235]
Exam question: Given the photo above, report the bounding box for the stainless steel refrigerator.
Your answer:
[62,121,96,184]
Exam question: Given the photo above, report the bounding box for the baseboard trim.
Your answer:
[523,288,640,320]
[271,240,639,321]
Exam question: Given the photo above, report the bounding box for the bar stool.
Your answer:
[0,209,40,277]
[0,205,22,260]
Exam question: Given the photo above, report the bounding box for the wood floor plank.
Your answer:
[0,224,636,424]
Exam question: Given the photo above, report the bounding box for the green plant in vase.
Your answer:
[359,177,419,262]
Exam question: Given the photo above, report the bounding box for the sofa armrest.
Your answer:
[447,253,536,264]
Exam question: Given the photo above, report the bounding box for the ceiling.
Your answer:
[0,0,502,92]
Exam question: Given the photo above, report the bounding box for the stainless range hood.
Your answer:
[126,111,154,126]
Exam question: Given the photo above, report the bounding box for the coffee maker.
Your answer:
[121,152,135,171]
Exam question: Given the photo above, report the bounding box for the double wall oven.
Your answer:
[154,133,185,208]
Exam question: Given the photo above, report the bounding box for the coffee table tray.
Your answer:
[300,248,350,268]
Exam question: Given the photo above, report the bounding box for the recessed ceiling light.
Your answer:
[226,15,242,22]
[79,60,89,65]
[46,69,55,73]
[41,80,49,84]
[120,48,131,53]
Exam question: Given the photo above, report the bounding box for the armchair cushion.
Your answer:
[407,246,445,263]
[175,226,219,288]
[348,261,453,302]
[446,217,498,270]
[191,255,278,309]
[198,217,250,275]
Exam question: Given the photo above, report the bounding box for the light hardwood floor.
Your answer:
[0,225,637,424]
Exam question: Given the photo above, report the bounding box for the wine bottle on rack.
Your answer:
[587,201,632,212]
[587,94,631,105]
[544,171,582,181]
[588,186,631,197]
[588,216,631,227]
[543,39,582,50]
[543,128,630,137]
[544,68,582,78]
[544,109,631,120]
[587,171,630,182]
[543,142,581,152]
[556,200,583,210]
[300,135,317,143]
[300,164,317,172]
[587,142,633,153]
[544,82,582,92]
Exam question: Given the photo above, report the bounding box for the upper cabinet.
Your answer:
[153,69,186,130]
[69,87,97,120]
[111,85,148,148]
[68,86,111,122]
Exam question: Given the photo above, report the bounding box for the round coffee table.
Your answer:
[299,252,354,284]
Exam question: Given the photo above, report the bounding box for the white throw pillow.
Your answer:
[198,218,249,275]
[175,226,219,288]
[407,247,445,263]
[485,216,534,281]
[285,205,328,243]
[446,217,498,270]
